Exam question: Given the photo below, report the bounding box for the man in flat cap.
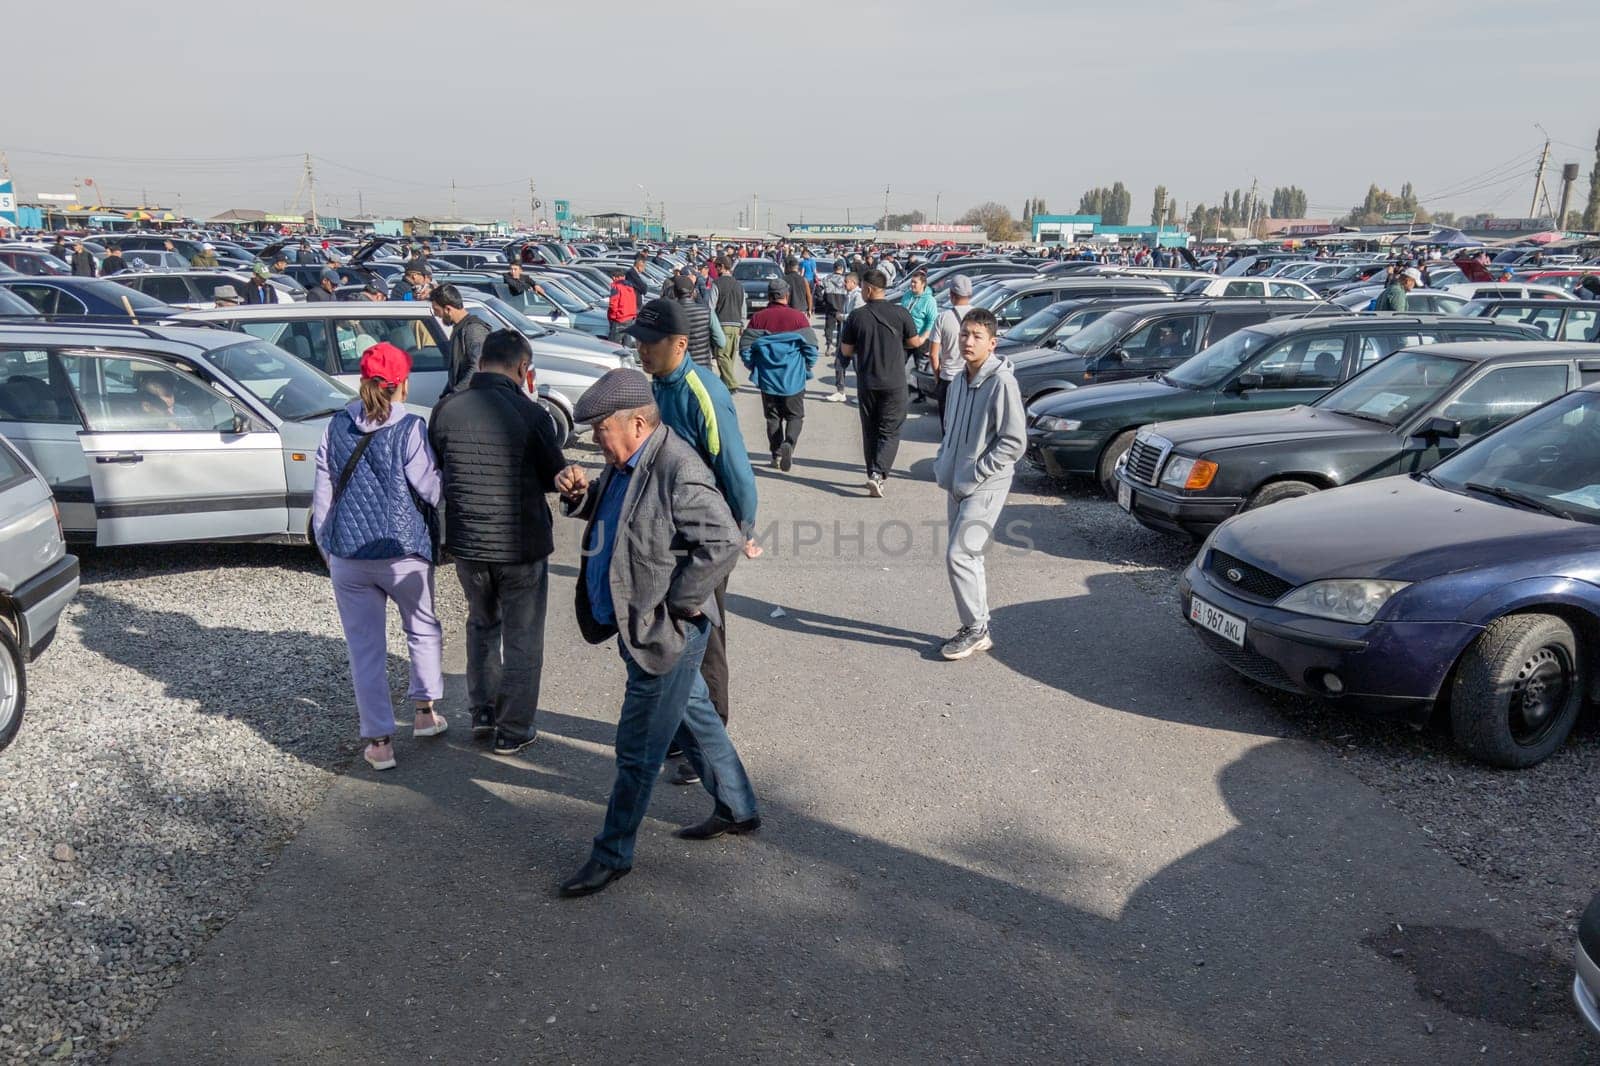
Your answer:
[554,368,760,898]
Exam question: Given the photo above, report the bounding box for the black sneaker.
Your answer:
[471,706,495,737]
[492,730,537,756]
[667,757,701,786]
[778,441,794,472]
[941,624,994,661]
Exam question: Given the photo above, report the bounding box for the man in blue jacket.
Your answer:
[629,297,761,786]
[741,280,819,471]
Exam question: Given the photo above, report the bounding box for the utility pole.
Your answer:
[305,153,317,231]
[882,184,890,230]
[1530,137,1551,219]
[935,191,941,224]
[451,178,458,219]
[1557,162,1581,229]
[529,178,537,227]
[752,192,759,234]
[358,189,364,216]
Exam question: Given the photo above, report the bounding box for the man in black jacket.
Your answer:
[70,241,97,277]
[432,283,489,394]
[429,329,567,755]
[504,260,547,302]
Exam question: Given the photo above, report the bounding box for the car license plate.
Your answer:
[1189,595,1245,647]
[1117,480,1133,511]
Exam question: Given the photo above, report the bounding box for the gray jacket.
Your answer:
[933,354,1027,499]
[570,424,742,674]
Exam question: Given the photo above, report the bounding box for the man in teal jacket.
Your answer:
[900,269,939,381]
[629,297,761,785]
[741,280,820,470]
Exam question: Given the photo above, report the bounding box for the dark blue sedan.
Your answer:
[0,276,175,323]
[1180,383,1600,767]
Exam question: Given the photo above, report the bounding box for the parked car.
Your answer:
[975,277,1175,331]
[0,322,355,546]
[1119,341,1596,539]
[1577,891,1600,1037]
[0,276,175,322]
[92,233,206,262]
[996,293,1178,354]
[1025,315,1541,495]
[0,431,79,753]
[1442,281,1574,302]
[0,247,72,276]
[1182,275,1319,300]
[120,249,193,272]
[435,271,608,336]
[731,257,785,312]
[1178,381,1600,766]
[1330,286,1469,314]
[114,270,295,309]
[1462,298,1600,342]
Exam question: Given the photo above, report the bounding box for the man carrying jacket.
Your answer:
[432,283,489,394]
[931,307,1026,662]
[710,256,746,391]
[552,368,759,898]
[429,329,568,754]
[741,280,818,471]
[629,297,760,786]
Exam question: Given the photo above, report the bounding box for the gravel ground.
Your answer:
[1017,462,1600,968]
[0,543,469,1065]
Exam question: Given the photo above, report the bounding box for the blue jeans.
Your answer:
[591,618,760,869]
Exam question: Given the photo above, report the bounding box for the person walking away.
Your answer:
[669,274,724,373]
[930,274,974,426]
[825,271,864,403]
[819,259,849,359]
[432,283,488,394]
[840,269,926,496]
[932,307,1025,661]
[1375,267,1418,312]
[741,280,818,471]
[100,245,127,276]
[428,329,569,755]
[190,242,219,269]
[710,255,746,391]
[243,262,276,304]
[628,298,760,785]
[70,241,97,277]
[784,258,814,317]
[607,267,639,343]
[311,342,447,771]
[900,269,939,394]
[551,370,758,898]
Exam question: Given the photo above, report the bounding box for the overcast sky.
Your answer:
[7,0,1596,229]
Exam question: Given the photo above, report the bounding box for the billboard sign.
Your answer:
[554,199,570,222]
[0,181,14,228]
[1481,217,1555,232]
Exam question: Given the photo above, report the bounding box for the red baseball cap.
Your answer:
[359,341,411,386]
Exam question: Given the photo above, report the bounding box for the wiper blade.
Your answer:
[1324,408,1391,425]
[295,406,344,421]
[1463,481,1574,520]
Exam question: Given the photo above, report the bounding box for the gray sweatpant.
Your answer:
[945,479,1011,629]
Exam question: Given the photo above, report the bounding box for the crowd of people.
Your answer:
[310,258,1026,897]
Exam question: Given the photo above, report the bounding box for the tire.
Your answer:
[539,398,573,449]
[1450,613,1582,768]
[1246,479,1319,510]
[1097,430,1138,498]
[0,622,25,755]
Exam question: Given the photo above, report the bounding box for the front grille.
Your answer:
[1124,435,1166,485]
[1194,628,1300,693]
[1207,550,1293,602]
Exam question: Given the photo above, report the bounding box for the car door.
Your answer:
[1431,362,1575,443]
[333,316,450,406]
[240,319,335,374]
[60,350,289,545]
[1218,334,1350,415]
[1560,306,1599,343]
[1095,313,1206,381]
[0,346,94,533]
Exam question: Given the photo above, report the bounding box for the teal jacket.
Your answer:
[740,327,819,397]
[651,356,759,537]
[901,288,938,337]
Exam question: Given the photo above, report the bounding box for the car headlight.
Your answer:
[1033,415,1081,432]
[1274,579,1410,625]
[1159,455,1219,490]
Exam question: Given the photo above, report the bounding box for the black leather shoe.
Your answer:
[674,814,762,841]
[667,758,701,786]
[470,706,495,737]
[558,859,630,898]
[492,730,537,756]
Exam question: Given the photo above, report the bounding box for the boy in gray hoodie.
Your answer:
[931,307,1027,660]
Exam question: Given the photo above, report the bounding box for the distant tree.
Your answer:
[1342,182,1430,226]
[1269,185,1307,218]
[956,202,1022,242]
[1022,199,1034,226]
[877,209,926,230]
[1150,185,1169,226]
[1583,131,1600,231]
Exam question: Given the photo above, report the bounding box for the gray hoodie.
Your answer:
[933,354,1027,499]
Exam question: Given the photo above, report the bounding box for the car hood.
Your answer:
[1028,376,1182,416]
[1212,475,1594,585]
[1153,405,1382,453]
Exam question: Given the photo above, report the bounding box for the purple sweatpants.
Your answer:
[329,555,444,739]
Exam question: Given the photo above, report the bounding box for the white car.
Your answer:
[1442,282,1576,303]
[1181,275,1319,300]
[1331,286,1469,314]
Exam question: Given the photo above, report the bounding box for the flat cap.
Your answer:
[573,367,655,424]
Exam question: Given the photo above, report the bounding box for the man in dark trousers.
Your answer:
[840,269,927,497]
[784,257,814,317]
[710,255,746,391]
[741,279,818,471]
[431,283,489,394]
[428,330,568,755]
[552,369,758,898]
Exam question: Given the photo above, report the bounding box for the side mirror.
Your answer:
[1416,415,1461,441]
[1109,346,1129,363]
[1228,372,1264,394]
[231,411,252,434]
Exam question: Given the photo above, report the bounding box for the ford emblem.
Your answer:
[1225,568,1244,584]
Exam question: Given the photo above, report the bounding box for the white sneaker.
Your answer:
[824,391,846,403]
[866,476,885,498]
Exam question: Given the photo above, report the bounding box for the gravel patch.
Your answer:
[0,543,467,1065]
[1022,465,1600,966]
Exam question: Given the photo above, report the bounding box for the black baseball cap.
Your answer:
[626,297,692,343]
[767,278,790,300]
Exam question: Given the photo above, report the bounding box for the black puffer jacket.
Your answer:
[427,373,567,563]
[676,295,715,369]
[446,315,491,394]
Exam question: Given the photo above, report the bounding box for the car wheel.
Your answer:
[540,397,573,449]
[1246,479,1319,510]
[0,621,25,754]
[1097,431,1138,498]
[1450,613,1582,768]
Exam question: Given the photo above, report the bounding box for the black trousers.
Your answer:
[699,577,729,724]
[857,386,907,479]
[935,377,952,428]
[454,558,548,741]
[761,391,805,456]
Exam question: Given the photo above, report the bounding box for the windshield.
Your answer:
[1313,350,1473,426]
[733,261,781,280]
[1163,328,1276,388]
[200,338,354,422]
[81,279,169,310]
[1428,389,1600,523]
[537,279,588,313]
[1062,309,1141,356]
[480,295,550,337]
[0,286,38,317]
[1003,304,1073,344]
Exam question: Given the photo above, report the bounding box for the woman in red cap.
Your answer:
[311,341,447,771]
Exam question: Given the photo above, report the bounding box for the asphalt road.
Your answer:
[114,373,1594,1064]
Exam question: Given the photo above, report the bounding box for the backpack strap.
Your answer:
[331,428,378,510]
